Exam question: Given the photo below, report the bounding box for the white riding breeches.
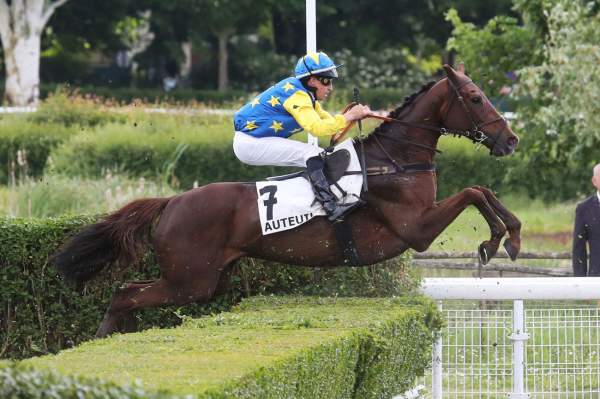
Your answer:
[233,131,323,168]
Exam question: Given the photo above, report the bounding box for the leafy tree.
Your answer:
[512,0,600,200]
[42,0,146,85]
[445,8,541,97]
[192,0,271,90]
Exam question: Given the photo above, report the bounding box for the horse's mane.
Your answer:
[387,80,437,120]
[359,80,437,141]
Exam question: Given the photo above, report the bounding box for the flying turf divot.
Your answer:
[5,296,442,399]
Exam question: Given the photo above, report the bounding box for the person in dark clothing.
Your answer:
[572,163,600,276]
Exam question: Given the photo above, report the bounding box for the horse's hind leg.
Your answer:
[111,279,157,333]
[411,187,506,264]
[96,270,223,338]
[472,186,522,260]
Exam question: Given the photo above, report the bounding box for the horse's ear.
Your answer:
[457,62,465,73]
[443,64,457,80]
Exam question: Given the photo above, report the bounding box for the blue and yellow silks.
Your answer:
[233,77,346,138]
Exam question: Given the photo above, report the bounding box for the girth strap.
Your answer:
[332,219,362,266]
[344,163,435,177]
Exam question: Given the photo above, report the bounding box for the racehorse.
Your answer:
[53,64,520,338]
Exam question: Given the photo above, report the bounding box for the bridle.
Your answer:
[442,78,506,152]
[365,77,508,156]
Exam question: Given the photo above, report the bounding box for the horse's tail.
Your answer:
[52,197,171,286]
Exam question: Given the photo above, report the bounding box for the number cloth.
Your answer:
[254,140,363,235]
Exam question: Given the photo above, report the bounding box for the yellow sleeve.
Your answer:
[315,101,334,119]
[283,91,347,137]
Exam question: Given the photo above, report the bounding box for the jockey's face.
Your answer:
[308,76,333,101]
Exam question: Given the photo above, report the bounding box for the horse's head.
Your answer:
[441,64,519,156]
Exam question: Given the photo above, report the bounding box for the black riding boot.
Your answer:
[306,155,359,222]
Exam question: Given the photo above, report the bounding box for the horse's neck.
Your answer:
[366,88,444,166]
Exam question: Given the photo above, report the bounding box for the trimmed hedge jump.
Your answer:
[4,296,442,399]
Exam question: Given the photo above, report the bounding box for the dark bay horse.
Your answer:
[54,64,521,337]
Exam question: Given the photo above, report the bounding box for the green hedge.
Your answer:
[5,296,441,399]
[0,216,414,360]
[50,121,291,188]
[0,118,77,184]
[1,98,526,195]
[38,85,410,110]
[40,85,249,107]
[50,122,524,194]
[29,90,128,127]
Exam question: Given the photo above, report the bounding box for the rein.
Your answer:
[332,77,509,177]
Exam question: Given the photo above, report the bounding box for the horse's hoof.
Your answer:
[478,244,490,265]
[503,239,520,261]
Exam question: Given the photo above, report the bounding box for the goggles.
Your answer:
[316,76,333,86]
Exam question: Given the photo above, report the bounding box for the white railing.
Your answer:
[0,106,38,113]
[420,278,600,399]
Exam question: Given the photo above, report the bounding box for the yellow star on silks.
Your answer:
[282,82,295,92]
[290,127,304,134]
[250,97,260,107]
[270,120,284,133]
[267,95,281,107]
[245,120,258,130]
[306,52,320,63]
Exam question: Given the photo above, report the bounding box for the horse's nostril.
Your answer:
[507,136,518,148]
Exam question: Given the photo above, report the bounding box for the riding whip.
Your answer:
[354,87,368,192]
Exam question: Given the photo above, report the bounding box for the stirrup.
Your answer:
[326,201,361,222]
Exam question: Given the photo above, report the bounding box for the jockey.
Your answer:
[233,51,371,222]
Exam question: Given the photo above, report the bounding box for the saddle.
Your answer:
[260,147,362,266]
[266,149,351,185]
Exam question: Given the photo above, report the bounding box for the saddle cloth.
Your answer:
[255,139,363,235]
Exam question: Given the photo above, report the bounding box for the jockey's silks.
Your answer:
[234,77,346,138]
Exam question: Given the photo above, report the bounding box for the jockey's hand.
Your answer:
[343,104,371,122]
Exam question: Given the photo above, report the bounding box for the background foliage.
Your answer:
[511,0,600,201]
[447,0,600,200]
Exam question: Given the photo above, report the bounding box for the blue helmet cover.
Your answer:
[294,51,341,79]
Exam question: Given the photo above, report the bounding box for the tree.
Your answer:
[445,8,541,97]
[0,0,69,106]
[513,0,600,200]
[195,0,271,91]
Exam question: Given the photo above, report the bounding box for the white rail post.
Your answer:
[305,0,319,147]
[509,299,530,399]
[432,301,443,399]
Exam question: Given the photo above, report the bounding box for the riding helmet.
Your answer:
[294,51,342,79]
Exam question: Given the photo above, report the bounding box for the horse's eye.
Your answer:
[471,96,482,104]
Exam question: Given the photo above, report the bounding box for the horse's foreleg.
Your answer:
[473,186,521,260]
[472,186,522,260]
[411,187,506,264]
